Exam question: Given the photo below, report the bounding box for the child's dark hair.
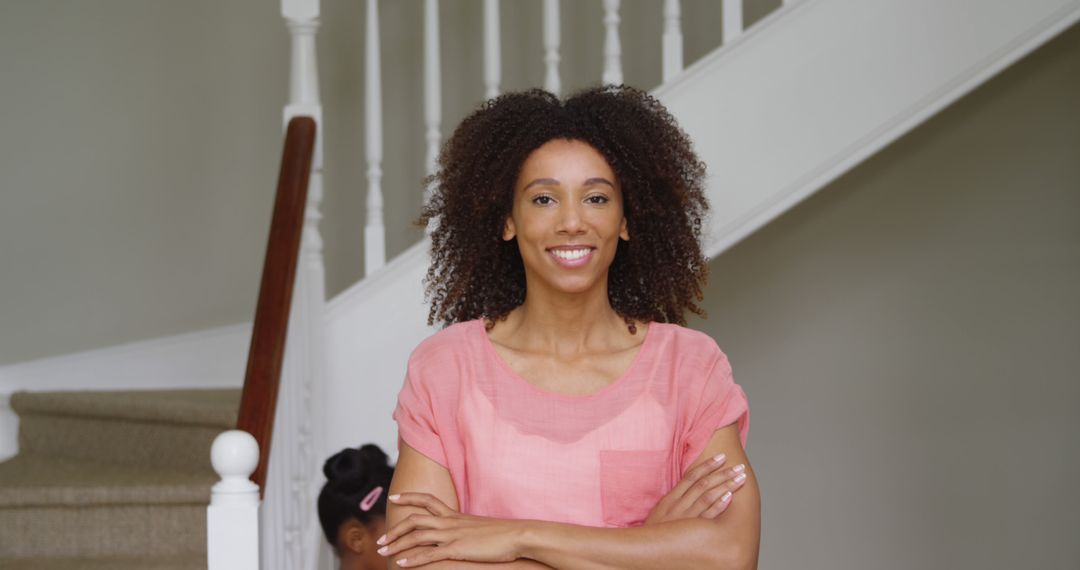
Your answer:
[317,444,395,547]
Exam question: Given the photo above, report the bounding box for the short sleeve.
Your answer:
[392,361,449,468]
[680,350,750,474]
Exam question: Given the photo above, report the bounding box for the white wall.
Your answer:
[691,22,1080,569]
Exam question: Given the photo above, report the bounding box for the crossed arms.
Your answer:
[383,423,760,570]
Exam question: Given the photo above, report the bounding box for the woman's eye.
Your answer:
[586,195,609,204]
[532,195,554,205]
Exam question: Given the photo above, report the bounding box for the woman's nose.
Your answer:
[556,203,586,234]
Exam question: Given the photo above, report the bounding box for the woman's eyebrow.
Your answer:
[522,177,559,191]
[521,176,615,192]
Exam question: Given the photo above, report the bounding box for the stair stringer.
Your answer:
[322,0,1080,460]
[658,0,1080,258]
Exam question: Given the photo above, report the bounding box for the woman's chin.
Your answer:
[536,275,606,297]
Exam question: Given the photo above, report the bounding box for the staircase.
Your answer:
[0,389,240,568]
[1,0,1078,568]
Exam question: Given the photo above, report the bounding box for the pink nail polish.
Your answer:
[388,494,401,502]
[712,453,727,464]
[377,534,387,546]
[721,491,732,503]
[378,546,389,556]
[734,473,747,485]
[733,463,745,473]
[396,559,408,567]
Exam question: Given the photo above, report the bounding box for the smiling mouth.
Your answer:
[546,247,595,268]
[548,248,593,261]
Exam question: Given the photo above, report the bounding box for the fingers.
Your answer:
[388,492,456,517]
[699,490,734,518]
[381,513,447,546]
[379,527,447,559]
[646,454,735,523]
[394,545,456,568]
[686,462,745,502]
[671,453,728,497]
[390,546,442,568]
[687,464,749,518]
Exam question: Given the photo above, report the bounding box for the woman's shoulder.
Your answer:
[407,319,484,367]
[647,322,724,353]
[646,322,729,371]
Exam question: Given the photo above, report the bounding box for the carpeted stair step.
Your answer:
[0,454,214,560]
[0,554,205,569]
[10,389,240,473]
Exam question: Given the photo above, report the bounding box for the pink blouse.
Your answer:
[393,319,749,528]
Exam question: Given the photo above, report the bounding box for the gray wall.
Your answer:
[0,0,776,364]
[690,23,1080,569]
[0,0,287,363]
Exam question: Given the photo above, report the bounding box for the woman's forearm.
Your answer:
[518,518,754,570]
[391,560,552,570]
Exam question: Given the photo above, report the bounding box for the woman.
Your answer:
[318,444,395,570]
[382,86,759,569]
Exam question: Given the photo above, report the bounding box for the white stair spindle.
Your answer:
[365,0,386,274]
[662,0,683,82]
[207,430,260,570]
[275,2,326,570]
[542,0,561,95]
[722,0,743,44]
[601,0,622,86]
[424,0,442,178]
[483,0,501,99]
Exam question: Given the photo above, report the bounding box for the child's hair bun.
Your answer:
[322,444,388,487]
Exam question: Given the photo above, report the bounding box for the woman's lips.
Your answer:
[547,247,595,268]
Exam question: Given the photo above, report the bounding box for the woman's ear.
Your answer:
[503,217,516,241]
[619,217,629,241]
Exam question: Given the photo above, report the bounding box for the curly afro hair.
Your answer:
[418,85,709,330]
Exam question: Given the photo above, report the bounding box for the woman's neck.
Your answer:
[496,282,635,355]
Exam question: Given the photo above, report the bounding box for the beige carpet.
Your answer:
[0,389,239,567]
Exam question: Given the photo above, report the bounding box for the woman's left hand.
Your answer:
[378,492,529,567]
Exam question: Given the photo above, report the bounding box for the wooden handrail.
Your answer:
[236,116,316,497]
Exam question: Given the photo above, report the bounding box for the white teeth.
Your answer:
[550,248,591,261]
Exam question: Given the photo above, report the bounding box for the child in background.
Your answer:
[317,444,395,570]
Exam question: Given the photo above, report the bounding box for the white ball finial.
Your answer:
[210,430,260,504]
[212,430,259,476]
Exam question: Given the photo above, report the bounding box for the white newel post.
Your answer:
[543,0,561,95]
[365,0,386,275]
[662,0,683,82]
[266,1,328,570]
[601,0,622,86]
[424,0,442,179]
[208,431,260,570]
[722,0,743,44]
[483,0,501,99]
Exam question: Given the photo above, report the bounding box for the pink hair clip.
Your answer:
[360,486,384,512]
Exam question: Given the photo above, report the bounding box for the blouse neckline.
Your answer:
[472,318,657,401]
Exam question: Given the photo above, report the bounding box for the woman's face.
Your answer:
[504,139,629,296]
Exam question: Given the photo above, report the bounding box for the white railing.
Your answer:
[543,0,561,95]
[356,0,759,278]
[210,1,774,568]
[261,1,328,570]
[602,0,624,86]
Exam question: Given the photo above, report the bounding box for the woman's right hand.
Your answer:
[644,453,748,525]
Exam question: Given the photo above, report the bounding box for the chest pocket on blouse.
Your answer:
[598,449,670,527]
